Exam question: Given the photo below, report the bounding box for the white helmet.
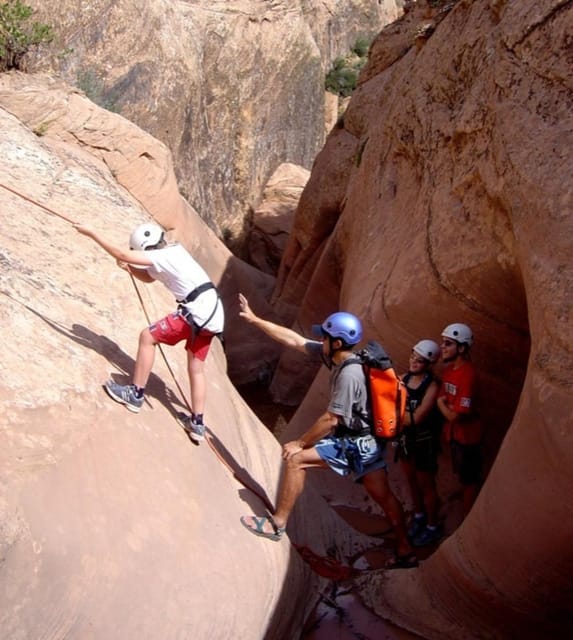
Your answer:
[413,339,440,363]
[129,223,164,251]
[442,323,473,347]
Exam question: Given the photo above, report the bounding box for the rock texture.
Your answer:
[247,162,309,275]
[27,0,401,245]
[260,0,572,637]
[0,73,347,639]
[0,71,282,387]
[1,0,572,638]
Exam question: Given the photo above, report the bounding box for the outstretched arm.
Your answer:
[238,293,308,353]
[74,225,154,269]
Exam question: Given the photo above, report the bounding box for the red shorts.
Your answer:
[148,312,214,361]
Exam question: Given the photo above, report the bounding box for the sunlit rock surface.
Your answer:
[0,77,343,639]
[247,162,309,276]
[27,0,401,241]
[1,0,572,637]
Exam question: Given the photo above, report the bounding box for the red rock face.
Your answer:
[0,73,302,640]
[247,163,310,276]
[1,1,571,638]
[271,0,573,636]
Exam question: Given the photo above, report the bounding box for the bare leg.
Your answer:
[242,448,327,535]
[362,470,413,557]
[133,327,157,388]
[273,447,328,527]
[187,350,206,415]
[417,470,440,527]
[401,459,424,514]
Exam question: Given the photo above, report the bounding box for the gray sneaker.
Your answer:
[104,381,144,413]
[177,413,205,442]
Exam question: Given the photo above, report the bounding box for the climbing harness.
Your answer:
[176,281,215,304]
[176,281,223,341]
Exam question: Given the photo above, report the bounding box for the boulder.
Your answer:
[247,162,309,275]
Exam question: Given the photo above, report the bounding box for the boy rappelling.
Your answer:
[75,222,224,442]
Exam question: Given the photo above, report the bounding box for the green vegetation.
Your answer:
[32,120,49,136]
[76,68,121,113]
[0,0,53,72]
[325,36,372,98]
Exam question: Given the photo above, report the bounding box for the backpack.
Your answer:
[341,340,407,440]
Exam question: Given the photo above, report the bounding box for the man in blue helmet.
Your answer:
[238,294,416,569]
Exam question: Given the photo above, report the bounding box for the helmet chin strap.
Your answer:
[320,335,343,369]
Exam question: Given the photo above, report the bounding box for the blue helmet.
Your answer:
[315,312,363,346]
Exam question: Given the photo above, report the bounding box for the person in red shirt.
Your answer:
[437,323,483,516]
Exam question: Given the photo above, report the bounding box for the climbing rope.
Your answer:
[0,180,78,225]
[0,179,363,583]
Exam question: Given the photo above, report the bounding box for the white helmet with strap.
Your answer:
[413,339,440,363]
[129,223,164,251]
[442,323,473,347]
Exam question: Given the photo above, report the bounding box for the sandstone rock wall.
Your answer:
[247,162,309,275]
[27,0,401,247]
[0,71,282,385]
[262,0,573,636]
[0,74,356,639]
[2,0,572,637]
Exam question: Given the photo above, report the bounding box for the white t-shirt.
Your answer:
[139,243,224,333]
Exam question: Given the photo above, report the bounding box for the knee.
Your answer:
[187,353,205,374]
[363,472,391,500]
[283,454,304,473]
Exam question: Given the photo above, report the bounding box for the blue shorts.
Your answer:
[315,434,387,482]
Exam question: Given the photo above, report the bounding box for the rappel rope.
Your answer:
[0,180,79,225]
[1,180,364,582]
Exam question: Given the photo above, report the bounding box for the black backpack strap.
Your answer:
[405,374,417,428]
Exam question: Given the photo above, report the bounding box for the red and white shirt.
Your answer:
[440,360,483,444]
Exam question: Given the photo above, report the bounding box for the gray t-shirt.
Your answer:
[304,342,371,431]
